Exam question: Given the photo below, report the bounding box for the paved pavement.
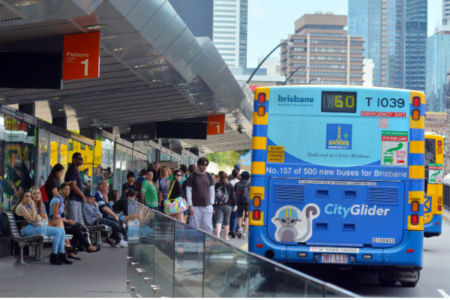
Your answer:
[0,245,129,297]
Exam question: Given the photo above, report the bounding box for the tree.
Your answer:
[206,149,250,169]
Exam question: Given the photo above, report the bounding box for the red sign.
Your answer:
[63,32,100,81]
[207,115,225,135]
[361,111,406,118]
[381,136,408,142]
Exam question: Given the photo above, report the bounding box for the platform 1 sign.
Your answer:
[207,115,225,135]
[63,32,100,81]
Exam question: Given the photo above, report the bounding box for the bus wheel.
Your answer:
[379,272,396,286]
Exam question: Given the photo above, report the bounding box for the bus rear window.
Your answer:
[425,139,436,165]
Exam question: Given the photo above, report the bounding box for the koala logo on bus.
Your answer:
[272,204,320,243]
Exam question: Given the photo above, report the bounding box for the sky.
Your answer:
[247,0,442,68]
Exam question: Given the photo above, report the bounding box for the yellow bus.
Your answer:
[424,132,444,237]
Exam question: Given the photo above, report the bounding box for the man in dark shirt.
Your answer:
[186,157,215,233]
[64,152,85,223]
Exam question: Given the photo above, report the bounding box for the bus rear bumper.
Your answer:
[249,227,422,268]
[424,214,442,237]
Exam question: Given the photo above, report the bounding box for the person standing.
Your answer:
[141,169,158,209]
[235,171,251,239]
[165,169,185,222]
[214,172,235,240]
[122,171,138,199]
[228,168,240,238]
[64,152,86,224]
[186,157,214,233]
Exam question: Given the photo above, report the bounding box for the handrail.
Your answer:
[127,201,359,297]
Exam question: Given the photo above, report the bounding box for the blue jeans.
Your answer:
[23,224,65,254]
[229,210,238,233]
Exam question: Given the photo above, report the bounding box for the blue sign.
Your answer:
[326,124,352,150]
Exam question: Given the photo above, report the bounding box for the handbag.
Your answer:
[163,181,188,215]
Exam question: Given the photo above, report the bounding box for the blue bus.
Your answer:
[249,86,425,287]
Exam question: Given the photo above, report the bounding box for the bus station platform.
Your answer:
[0,201,358,298]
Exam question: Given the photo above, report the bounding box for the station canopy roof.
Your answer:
[0,0,253,152]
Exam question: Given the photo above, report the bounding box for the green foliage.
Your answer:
[206,149,250,169]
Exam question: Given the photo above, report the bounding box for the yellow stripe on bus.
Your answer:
[410,116,424,129]
[409,165,425,179]
[251,161,266,175]
[254,87,270,101]
[408,191,424,204]
[408,215,424,231]
[410,91,426,104]
[409,141,424,154]
[250,186,265,200]
[253,112,268,125]
[252,136,267,150]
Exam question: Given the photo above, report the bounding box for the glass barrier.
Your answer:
[127,201,358,298]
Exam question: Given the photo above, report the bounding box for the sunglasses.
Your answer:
[175,174,182,177]
[200,163,208,166]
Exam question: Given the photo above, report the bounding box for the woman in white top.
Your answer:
[14,189,71,265]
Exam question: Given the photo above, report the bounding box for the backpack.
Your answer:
[235,181,250,205]
[215,185,229,205]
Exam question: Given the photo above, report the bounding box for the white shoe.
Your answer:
[118,240,128,248]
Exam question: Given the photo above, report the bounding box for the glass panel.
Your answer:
[126,203,356,298]
[204,234,251,297]
[2,116,36,210]
[174,222,204,297]
[151,212,174,297]
[37,129,50,186]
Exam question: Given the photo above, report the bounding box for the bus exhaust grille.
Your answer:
[275,185,304,202]
[368,187,398,204]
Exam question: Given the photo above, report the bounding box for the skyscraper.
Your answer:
[280,13,364,86]
[213,0,248,68]
[348,0,427,91]
[443,0,450,25]
[426,32,450,111]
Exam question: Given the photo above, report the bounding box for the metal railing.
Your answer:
[126,201,359,298]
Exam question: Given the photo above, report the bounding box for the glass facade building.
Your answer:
[213,0,248,68]
[426,32,450,112]
[348,0,427,90]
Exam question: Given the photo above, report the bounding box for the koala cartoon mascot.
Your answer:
[272,204,320,243]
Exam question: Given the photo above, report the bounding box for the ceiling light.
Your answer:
[57,108,65,112]
[101,35,117,40]
[112,47,124,52]
[11,1,38,7]
[85,24,107,30]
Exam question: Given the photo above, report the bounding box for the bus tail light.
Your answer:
[258,93,266,103]
[257,105,265,116]
[438,147,443,154]
[256,243,264,248]
[406,249,414,253]
[412,109,420,120]
[438,140,443,147]
[253,209,261,220]
[412,96,421,107]
[411,201,419,212]
[253,196,261,207]
[438,205,442,211]
[411,214,419,225]
[438,197,443,204]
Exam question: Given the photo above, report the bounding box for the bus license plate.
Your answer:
[321,254,348,264]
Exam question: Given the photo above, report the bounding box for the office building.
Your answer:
[348,0,427,91]
[444,0,450,25]
[426,31,450,112]
[280,13,364,86]
[213,0,248,68]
